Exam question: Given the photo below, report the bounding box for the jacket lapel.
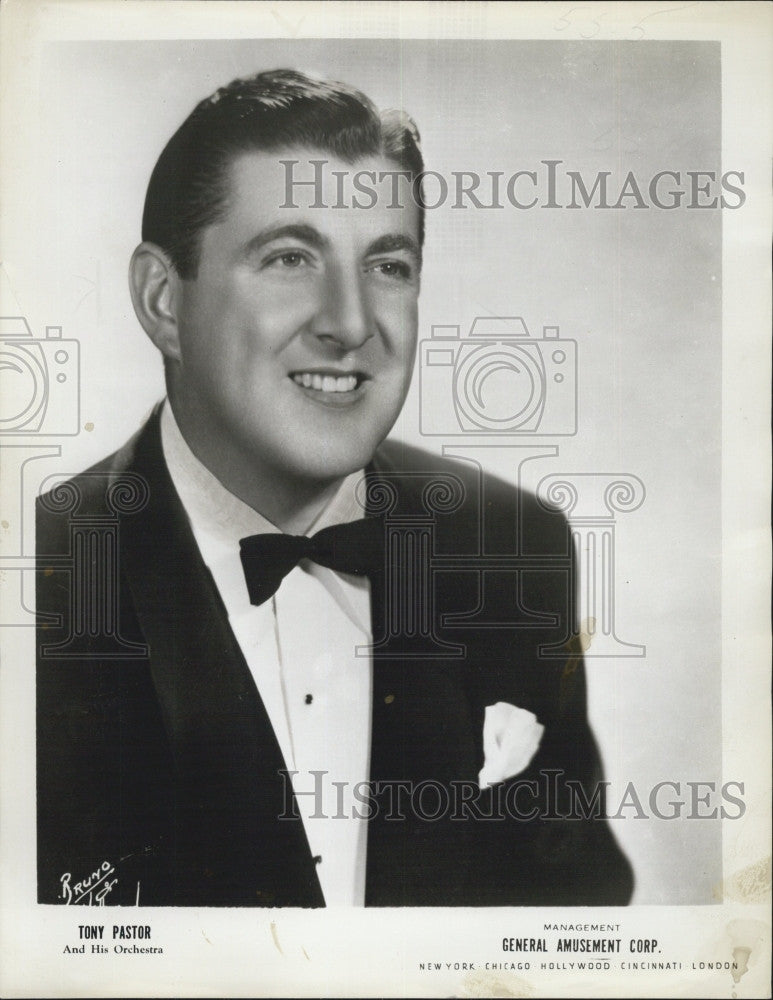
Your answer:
[118,410,324,907]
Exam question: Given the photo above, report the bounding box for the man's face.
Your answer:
[169,149,421,489]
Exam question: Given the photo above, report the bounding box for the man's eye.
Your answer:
[371,260,412,279]
[265,250,308,269]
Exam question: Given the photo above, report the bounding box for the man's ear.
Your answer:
[128,242,183,362]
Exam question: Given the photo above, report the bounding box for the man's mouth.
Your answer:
[290,371,366,394]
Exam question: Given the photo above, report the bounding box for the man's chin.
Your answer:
[291,451,376,485]
[278,436,384,485]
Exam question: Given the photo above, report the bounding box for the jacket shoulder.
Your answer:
[374,437,568,554]
[36,413,159,551]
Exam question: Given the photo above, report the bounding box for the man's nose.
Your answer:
[310,266,374,351]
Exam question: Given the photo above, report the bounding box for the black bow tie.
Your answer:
[239,516,385,607]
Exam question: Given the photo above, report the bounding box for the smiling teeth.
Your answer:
[292,373,358,392]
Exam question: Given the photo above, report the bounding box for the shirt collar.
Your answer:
[160,400,365,547]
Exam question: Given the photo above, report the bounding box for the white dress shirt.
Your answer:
[160,402,373,906]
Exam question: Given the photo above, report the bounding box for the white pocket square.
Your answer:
[478,701,544,789]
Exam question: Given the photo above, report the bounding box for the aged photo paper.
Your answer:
[1,1,770,996]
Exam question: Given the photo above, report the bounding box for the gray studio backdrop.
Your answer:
[20,38,721,904]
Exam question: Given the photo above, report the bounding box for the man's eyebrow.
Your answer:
[366,233,422,262]
[241,225,422,266]
[242,223,329,256]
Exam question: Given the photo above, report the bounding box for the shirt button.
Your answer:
[384,694,395,705]
[305,694,313,705]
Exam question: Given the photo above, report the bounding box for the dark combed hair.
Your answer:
[142,69,425,279]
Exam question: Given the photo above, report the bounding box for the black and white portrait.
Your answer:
[1,4,769,997]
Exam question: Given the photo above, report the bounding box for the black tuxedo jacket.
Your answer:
[37,409,633,907]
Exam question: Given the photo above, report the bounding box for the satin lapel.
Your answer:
[118,412,324,907]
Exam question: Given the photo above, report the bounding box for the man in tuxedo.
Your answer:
[36,70,633,907]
